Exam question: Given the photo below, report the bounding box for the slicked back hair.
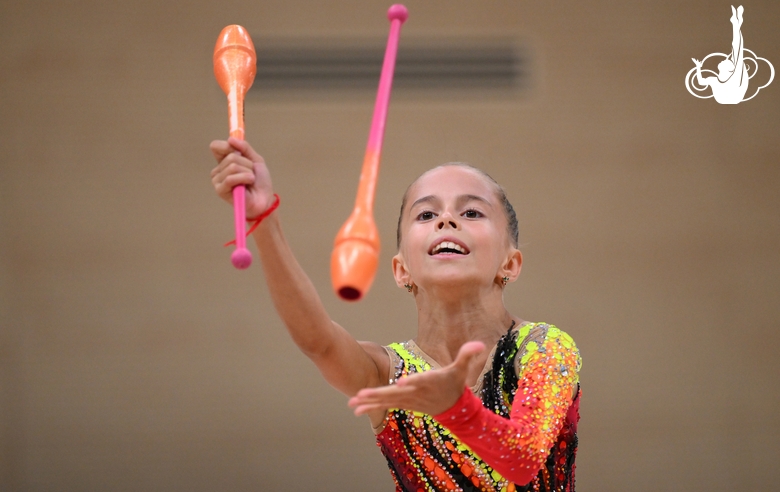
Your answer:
[396,163,519,249]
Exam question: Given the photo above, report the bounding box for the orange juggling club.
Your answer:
[214,25,257,269]
[331,5,408,301]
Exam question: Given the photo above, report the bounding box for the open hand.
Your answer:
[348,341,486,417]
[210,137,276,219]
[692,58,702,67]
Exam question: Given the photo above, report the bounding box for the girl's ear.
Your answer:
[500,248,523,284]
[392,253,411,289]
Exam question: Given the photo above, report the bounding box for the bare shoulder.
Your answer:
[358,340,391,389]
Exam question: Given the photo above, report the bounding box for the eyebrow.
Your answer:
[460,194,493,208]
[409,194,493,212]
[409,195,437,210]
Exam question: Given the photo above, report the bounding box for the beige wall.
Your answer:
[2,1,779,490]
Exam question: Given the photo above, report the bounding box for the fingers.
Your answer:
[210,139,265,185]
[228,137,265,164]
[209,139,235,162]
[210,151,252,177]
[352,403,384,416]
[348,385,415,415]
[211,156,254,185]
[210,153,257,201]
[214,169,256,195]
[350,384,415,404]
[210,138,266,165]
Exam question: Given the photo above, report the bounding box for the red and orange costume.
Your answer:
[374,322,581,492]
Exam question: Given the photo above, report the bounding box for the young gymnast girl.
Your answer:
[210,137,582,491]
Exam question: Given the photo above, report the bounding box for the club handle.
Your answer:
[230,185,252,269]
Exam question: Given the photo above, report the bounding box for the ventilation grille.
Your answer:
[251,40,528,91]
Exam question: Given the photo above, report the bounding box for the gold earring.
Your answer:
[501,276,509,287]
[404,283,413,293]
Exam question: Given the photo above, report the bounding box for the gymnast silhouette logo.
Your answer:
[685,5,774,104]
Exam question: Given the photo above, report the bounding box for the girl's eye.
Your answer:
[463,209,482,219]
[417,211,435,221]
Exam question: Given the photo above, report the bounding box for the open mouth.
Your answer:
[429,240,469,256]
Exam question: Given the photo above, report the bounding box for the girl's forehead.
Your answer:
[408,166,497,201]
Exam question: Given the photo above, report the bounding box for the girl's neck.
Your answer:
[413,285,517,366]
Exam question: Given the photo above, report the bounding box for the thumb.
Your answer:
[452,341,486,373]
[228,137,264,163]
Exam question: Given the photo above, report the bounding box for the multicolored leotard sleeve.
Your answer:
[434,325,581,486]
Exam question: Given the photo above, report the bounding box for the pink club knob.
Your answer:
[387,4,408,23]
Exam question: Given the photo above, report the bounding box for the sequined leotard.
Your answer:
[375,322,581,492]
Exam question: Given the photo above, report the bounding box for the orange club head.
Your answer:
[213,25,257,140]
[213,25,256,96]
[331,209,380,301]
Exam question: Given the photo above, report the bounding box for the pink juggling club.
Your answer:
[331,4,408,300]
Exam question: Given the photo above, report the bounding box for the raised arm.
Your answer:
[210,138,389,400]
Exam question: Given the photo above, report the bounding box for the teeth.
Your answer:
[432,241,466,254]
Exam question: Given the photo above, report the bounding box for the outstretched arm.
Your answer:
[210,138,388,402]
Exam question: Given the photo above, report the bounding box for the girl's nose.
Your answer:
[436,213,460,231]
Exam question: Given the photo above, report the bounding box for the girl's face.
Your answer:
[394,166,519,291]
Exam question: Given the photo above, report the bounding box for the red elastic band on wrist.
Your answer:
[224,194,280,247]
